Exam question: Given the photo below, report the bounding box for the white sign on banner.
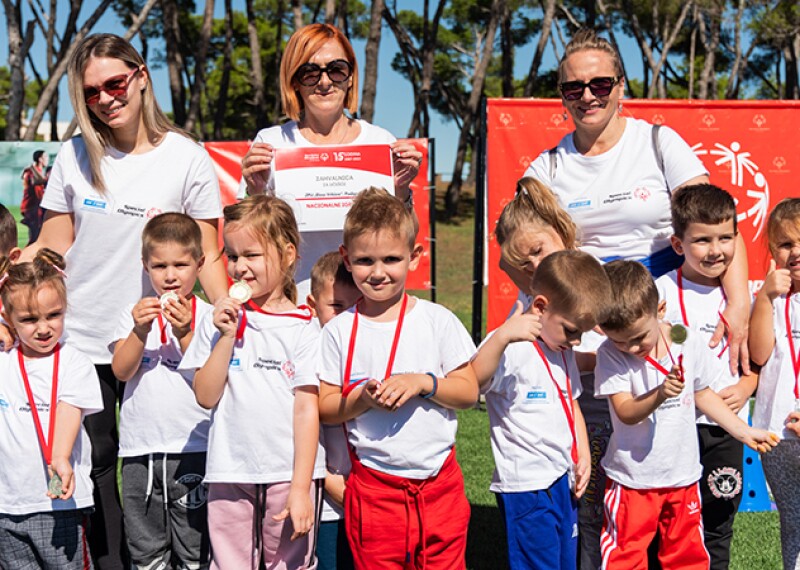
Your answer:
[273,144,394,231]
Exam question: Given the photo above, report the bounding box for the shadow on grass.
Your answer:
[467,503,508,570]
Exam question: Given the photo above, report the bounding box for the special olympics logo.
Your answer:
[550,113,566,126]
[693,141,770,238]
[752,114,767,128]
[633,187,651,201]
[499,113,513,126]
[320,153,329,162]
[282,360,296,380]
[651,114,665,125]
[773,156,787,169]
[500,282,514,296]
[146,208,162,219]
[702,114,716,127]
[518,156,532,169]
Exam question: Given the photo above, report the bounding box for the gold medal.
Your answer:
[670,324,688,344]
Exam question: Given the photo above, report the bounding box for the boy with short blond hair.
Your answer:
[656,183,756,569]
[595,260,778,570]
[471,250,612,570]
[318,187,478,569]
[110,212,212,569]
[308,250,360,570]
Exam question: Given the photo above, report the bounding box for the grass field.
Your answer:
[4,199,784,568]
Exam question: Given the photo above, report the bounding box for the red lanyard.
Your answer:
[157,295,197,345]
[785,290,800,400]
[532,341,578,464]
[17,344,60,465]
[342,294,408,397]
[645,329,685,383]
[234,301,313,341]
[676,268,729,357]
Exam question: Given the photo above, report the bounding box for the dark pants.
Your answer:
[317,519,355,570]
[85,364,128,569]
[698,424,744,570]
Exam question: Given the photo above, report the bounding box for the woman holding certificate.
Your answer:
[240,23,422,296]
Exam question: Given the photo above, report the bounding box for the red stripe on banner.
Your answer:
[485,98,800,332]
[274,144,394,175]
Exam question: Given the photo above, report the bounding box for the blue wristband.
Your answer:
[421,372,438,399]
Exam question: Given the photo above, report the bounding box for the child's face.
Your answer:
[3,284,65,358]
[670,219,736,286]
[342,230,422,308]
[533,298,588,352]
[310,278,360,327]
[224,225,294,306]
[143,242,203,298]
[602,314,660,359]
[503,225,566,293]
[771,221,800,283]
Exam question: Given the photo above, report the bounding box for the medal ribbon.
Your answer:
[676,267,729,357]
[157,295,197,345]
[18,344,60,465]
[645,328,685,383]
[342,294,408,397]
[785,288,800,401]
[532,341,578,464]
[233,299,313,342]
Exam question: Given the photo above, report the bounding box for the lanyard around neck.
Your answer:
[645,327,684,383]
[342,294,408,397]
[676,267,729,357]
[17,344,60,465]
[234,300,313,341]
[785,289,800,400]
[532,341,578,464]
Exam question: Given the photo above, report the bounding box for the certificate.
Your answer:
[273,144,394,232]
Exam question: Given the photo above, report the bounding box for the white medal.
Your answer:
[229,281,252,303]
[159,291,179,308]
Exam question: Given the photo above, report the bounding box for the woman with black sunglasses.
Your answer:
[240,23,422,298]
[524,28,752,570]
[19,33,228,570]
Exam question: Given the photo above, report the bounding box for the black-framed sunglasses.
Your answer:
[559,76,620,101]
[295,59,353,87]
[83,67,142,105]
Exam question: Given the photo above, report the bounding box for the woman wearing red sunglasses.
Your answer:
[21,33,228,570]
[524,28,751,570]
[240,23,422,299]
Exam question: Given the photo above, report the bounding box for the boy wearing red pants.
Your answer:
[319,188,478,569]
[595,260,778,570]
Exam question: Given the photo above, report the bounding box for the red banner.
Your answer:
[204,139,432,291]
[485,99,800,332]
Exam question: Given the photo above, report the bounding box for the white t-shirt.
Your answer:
[479,335,581,492]
[237,120,396,298]
[41,133,222,364]
[179,307,326,484]
[319,424,350,522]
[753,292,800,440]
[318,298,475,479]
[595,333,725,489]
[0,345,103,515]
[656,269,748,424]
[113,298,213,457]
[525,118,707,261]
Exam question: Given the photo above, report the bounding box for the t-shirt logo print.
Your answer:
[707,467,742,500]
[633,187,651,201]
[282,360,296,380]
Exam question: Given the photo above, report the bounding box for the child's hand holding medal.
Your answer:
[131,297,162,337]
[160,292,193,339]
[47,458,74,500]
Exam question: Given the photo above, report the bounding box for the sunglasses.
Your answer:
[559,76,620,101]
[83,67,141,105]
[295,59,353,87]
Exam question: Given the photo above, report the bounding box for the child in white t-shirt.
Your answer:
[318,188,478,569]
[307,251,361,570]
[180,195,325,570]
[596,260,778,570]
[655,184,756,568]
[750,198,800,569]
[472,250,612,570]
[110,213,213,568]
[0,249,102,570]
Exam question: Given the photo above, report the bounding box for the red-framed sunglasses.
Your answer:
[83,67,141,105]
[559,76,621,101]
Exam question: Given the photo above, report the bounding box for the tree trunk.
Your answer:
[292,0,303,30]
[445,0,502,218]
[360,0,384,122]
[214,0,234,139]
[325,0,335,24]
[23,0,113,141]
[162,0,186,126]
[184,0,215,134]
[500,0,513,97]
[783,41,799,99]
[272,0,286,120]
[246,0,268,130]
[3,0,36,140]
[522,0,556,97]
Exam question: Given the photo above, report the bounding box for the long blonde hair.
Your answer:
[67,34,190,192]
[223,196,300,304]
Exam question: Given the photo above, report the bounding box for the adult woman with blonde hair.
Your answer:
[23,33,228,569]
[525,28,752,570]
[240,23,423,297]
